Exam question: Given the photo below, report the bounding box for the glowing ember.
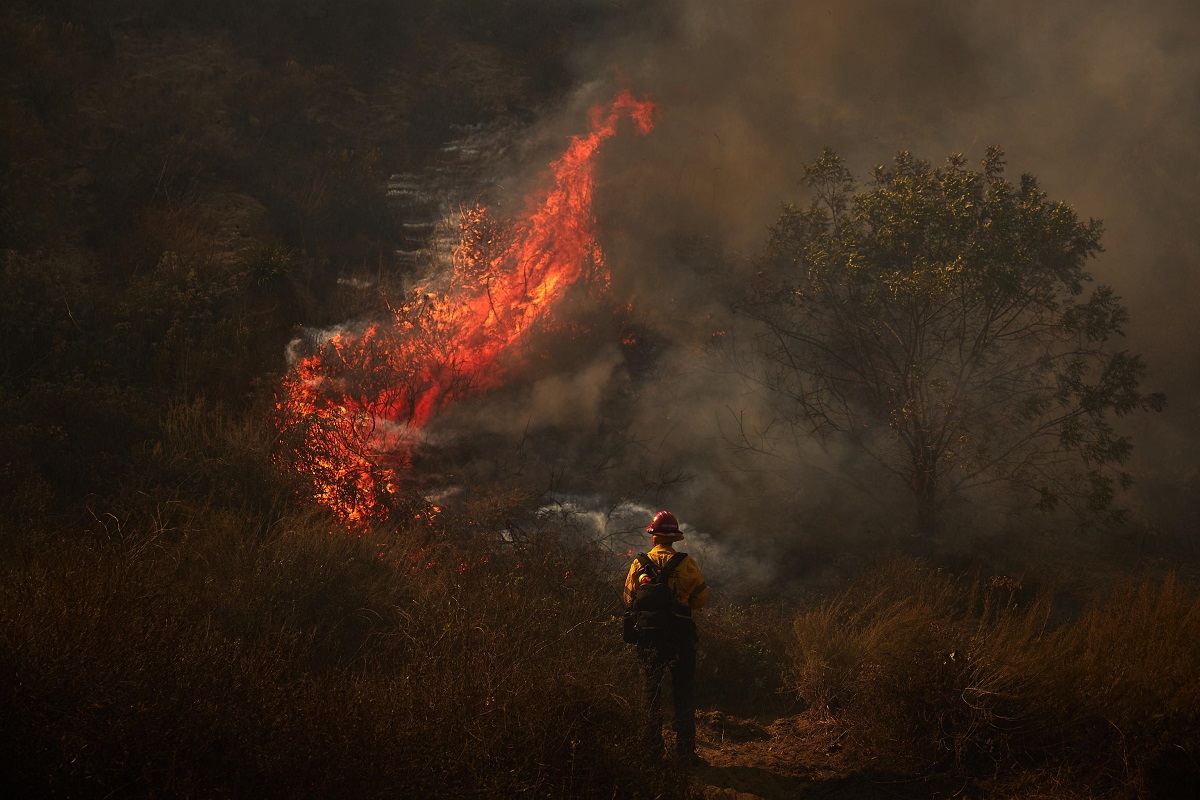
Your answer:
[278,91,656,521]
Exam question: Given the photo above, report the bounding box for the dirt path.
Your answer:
[689,712,843,800]
[687,712,964,800]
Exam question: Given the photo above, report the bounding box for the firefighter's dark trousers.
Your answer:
[637,634,697,756]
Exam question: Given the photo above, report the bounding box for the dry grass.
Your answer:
[788,557,1200,795]
[697,600,795,719]
[0,399,686,798]
[0,507,685,798]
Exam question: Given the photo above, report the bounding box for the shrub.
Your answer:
[0,492,687,798]
[789,558,971,768]
[788,556,1200,793]
[697,600,793,719]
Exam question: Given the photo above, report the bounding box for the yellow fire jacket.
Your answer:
[624,543,708,611]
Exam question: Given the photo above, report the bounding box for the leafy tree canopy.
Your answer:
[740,147,1164,535]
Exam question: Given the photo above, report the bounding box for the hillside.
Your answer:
[2,2,1198,799]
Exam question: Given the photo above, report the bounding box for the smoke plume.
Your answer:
[518,0,1200,544]
[330,0,1199,567]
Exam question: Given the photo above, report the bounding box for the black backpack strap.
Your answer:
[635,552,687,586]
[657,552,687,583]
[635,553,660,580]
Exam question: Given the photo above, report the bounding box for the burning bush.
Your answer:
[276,91,655,522]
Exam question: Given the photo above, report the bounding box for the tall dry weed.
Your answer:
[788,556,1200,792]
[698,600,793,717]
[0,487,681,798]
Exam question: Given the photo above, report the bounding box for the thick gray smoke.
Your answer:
[537,497,779,598]
[429,0,1200,556]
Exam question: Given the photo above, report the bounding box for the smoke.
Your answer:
[536,496,780,598]
[294,0,1198,561]
[441,346,625,438]
[520,0,1200,542]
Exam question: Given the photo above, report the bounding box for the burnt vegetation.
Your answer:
[1,2,1197,799]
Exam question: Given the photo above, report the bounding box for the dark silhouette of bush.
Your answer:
[0,491,685,798]
[696,600,794,719]
[789,557,1200,793]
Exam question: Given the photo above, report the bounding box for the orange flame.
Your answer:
[278,91,656,521]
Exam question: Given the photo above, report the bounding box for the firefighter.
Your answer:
[624,510,709,763]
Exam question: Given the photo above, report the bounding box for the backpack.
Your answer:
[623,552,694,644]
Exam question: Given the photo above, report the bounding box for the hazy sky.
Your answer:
[581,0,1200,533]
[431,0,1200,542]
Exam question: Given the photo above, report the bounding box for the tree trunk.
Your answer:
[915,487,940,540]
[911,449,940,540]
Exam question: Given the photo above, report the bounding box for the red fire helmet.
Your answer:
[646,510,681,535]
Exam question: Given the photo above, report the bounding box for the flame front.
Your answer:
[278,91,656,521]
